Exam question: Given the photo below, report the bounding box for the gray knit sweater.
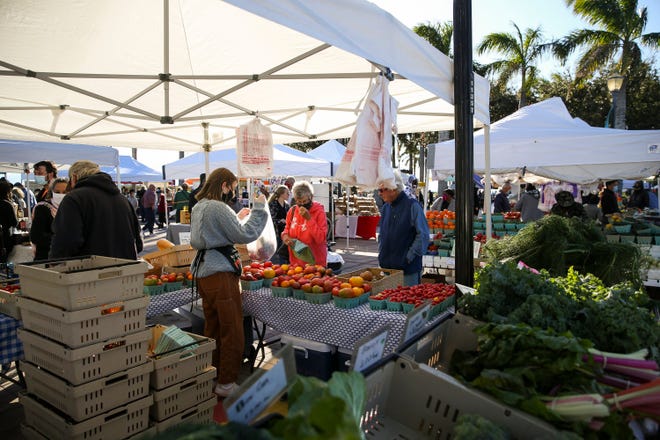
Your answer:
[189,199,268,278]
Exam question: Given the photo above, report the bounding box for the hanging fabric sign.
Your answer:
[236,118,273,178]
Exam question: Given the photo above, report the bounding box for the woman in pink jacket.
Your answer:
[281,181,328,267]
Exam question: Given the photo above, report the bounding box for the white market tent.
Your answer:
[429,97,660,185]
[0,0,490,155]
[100,155,163,183]
[308,140,347,176]
[164,144,331,180]
[0,139,118,169]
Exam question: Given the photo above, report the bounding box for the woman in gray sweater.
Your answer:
[190,167,267,398]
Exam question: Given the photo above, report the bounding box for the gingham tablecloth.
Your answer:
[0,313,23,366]
[147,288,197,318]
[242,288,442,354]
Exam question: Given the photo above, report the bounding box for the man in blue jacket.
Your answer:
[377,171,429,286]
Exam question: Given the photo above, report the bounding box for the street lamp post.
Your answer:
[607,74,626,129]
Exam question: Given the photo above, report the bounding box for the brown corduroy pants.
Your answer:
[196,271,243,384]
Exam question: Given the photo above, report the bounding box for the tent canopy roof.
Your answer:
[164,144,331,179]
[0,0,489,152]
[429,97,660,185]
[100,155,163,182]
[0,138,118,167]
[308,139,346,172]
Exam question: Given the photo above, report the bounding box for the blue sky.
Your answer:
[127,1,660,172]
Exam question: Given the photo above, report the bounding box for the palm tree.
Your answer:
[554,0,660,129]
[477,23,552,108]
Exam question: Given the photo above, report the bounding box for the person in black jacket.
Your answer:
[627,181,650,210]
[600,180,620,216]
[49,160,143,260]
[0,179,18,263]
[268,185,291,264]
[188,173,206,213]
[30,177,68,260]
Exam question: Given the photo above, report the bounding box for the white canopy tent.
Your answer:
[164,144,331,180]
[308,140,347,176]
[429,97,660,185]
[100,155,164,183]
[0,0,490,154]
[0,139,119,169]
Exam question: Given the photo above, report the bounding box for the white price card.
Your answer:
[178,231,191,245]
[226,358,287,425]
[351,326,389,372]
[456,283,477,296]
[473,241,481,258]
[402,301,431,346]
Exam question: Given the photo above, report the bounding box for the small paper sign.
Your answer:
[178,231,191,245]
[473,241,481,258]
[402,301,431,345]
[351,326,389,372]
[456,283,477,296]
[225,358,287,424]
[648,144,658,154]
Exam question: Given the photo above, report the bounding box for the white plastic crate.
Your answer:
[362,356,558,439]
[0,288,21,319]
[15,256,147,311]
[18,295,149,348]
[18,328,151,385]
[149,329,215,390]
[154,396,217,433]
[150,367,216,421]
[21,392,152,440]
[21,424,157,440]
[22,361,152,422]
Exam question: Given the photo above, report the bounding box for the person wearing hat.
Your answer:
[550,191,588,220]
[600,180,620,216]
[627,181,650,210]
[377,170,429,286]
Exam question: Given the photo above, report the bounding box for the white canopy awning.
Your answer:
[0,0,490,152]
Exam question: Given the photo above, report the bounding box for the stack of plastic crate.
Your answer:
[150,325,217,433]
[15,256,156,440]
[148,325,217,433]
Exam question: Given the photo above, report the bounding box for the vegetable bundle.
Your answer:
[483,216,643,287]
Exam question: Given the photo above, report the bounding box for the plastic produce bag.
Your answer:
[290,239,315,264]
[236,118,273,178]
[246,212,277,262]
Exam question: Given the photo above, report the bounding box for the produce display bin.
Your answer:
[21,424,157,440]
[154,396,217,433]
[149,328,215,390]
[279,334,336,381]
[0,288,21,319]
[361,356,558,439]
[18,328,151,385]
[143,244,196,268]
[15,256,147,310]
[150,367,216,421]
[21,392,152,440]
[18,295,149,348]
[22,361,152,422]
[337,267,403,294]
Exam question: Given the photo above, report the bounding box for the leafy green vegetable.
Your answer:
[460,262,660,362]
[268,371,366,440]
[452,414,511,440]
[484,216,643,287]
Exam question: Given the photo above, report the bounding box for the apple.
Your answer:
[311,285,324,293]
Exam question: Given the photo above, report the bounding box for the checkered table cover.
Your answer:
[146,288,197,318]
[242,288,441,354]
[0,312,23,366]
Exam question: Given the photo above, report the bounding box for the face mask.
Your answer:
[300,201,313,210]
[221,189,234,204]
[51,193,65,207]
[34,175,46,185]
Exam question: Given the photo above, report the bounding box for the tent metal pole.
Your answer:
[163,0,170,120]
[453,0,475,287]
[484,126,492,239]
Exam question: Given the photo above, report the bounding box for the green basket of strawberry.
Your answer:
[386,299,402,312]
[401,302,416,313]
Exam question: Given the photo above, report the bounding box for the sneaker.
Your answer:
[214,382,239,398]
